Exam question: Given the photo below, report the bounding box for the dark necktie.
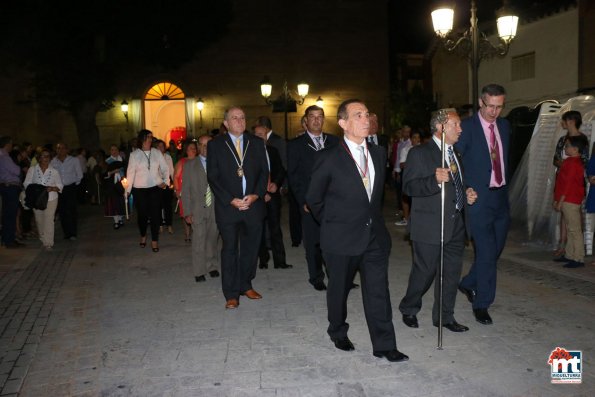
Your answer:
[489,124,503,185]
[447,146,465,211]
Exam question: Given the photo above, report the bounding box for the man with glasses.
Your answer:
[454,84,510,326]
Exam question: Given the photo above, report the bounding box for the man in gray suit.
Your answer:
[181,135,220,283]
[399,109,477,332]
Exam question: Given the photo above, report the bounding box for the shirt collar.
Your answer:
[432,135,453,152]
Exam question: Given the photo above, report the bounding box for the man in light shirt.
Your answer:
[51,142,83,240]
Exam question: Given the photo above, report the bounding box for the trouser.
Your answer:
[301,208,324,285]
[133,186,162,242]
[324,236,396,352]
[161,186,173,226]
[34,199,58,248]
[57,183,78,238]
[192,213,220,277]
[561,202,584,262]
[0,184,20,244]
[218,218,262,300]
[399,212,466,324]
[259,194,286,266]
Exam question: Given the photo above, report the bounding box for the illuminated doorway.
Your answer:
[144,82,187,146]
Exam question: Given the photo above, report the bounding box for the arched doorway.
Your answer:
[144,82,188,148]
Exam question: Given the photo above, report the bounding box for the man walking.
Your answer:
[51,142,83,240]
[306,99,408,363]
[399,109,477,332]
[455,84,511,325]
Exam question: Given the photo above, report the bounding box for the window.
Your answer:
[511,52,535,81]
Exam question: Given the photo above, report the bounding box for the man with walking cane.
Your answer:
[399,109,477,343]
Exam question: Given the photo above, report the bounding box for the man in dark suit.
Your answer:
[366,113,389,154]
[455,84,511,325]
[253,121,292,270]
[287,105,339,291]
[399,109,477,333]
[207,107,269,309]
[306,99,408,363]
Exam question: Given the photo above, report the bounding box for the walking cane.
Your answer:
[436,109,449,350]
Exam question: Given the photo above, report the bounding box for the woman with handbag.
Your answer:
[23,149,63,250]
[125,130,170,252]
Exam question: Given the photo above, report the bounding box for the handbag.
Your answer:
[25,184,49,210]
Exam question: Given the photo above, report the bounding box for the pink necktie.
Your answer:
[489,124,503,185]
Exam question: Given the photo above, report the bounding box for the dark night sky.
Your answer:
[391,0,577,53]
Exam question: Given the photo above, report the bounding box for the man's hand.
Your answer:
[184,215,193,224]
[264,193,271,202]
[466,187,478,205]
[553,200,562,212]
[267,182,278,194]
[303,204,310,213]
[435,168,450,184]
[231,198,245,209]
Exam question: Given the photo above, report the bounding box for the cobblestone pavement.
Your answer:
[1,200,594,396]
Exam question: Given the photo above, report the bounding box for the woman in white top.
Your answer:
[125,130,170,252]
[24,149,63,250]
[156,139,175,234]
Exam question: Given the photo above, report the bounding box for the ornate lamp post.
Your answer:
[431,0,518,110]
[260,76,309,140]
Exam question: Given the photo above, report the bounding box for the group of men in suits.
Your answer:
[183,83,510,362]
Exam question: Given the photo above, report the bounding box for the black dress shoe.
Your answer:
[291,242,300,247]
[434,320,469,332]
[259,263,268,269]
[402,314,419,328]
[331,337,355,351]
[458,285,476,303]
[274,263,293,269]
[350,283,359,289]
[313,281,327,291]
[473,308,493,325]
[209,270,220,278]
[373,349,409,362]
[553,255,570,263]
[195,275,206,282]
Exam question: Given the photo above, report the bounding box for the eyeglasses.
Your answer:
[481,98,505,111]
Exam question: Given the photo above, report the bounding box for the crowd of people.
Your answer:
[3,83,592,363]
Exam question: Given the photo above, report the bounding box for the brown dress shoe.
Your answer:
[242,289,262,299]
[225,299,239,309]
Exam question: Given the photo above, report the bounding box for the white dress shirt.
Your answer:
[125,148,170,193]
[24,165,63,201]
[343,137,375,194]
[50,155,83,186]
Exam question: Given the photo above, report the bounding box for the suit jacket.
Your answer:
[454,113,511,217]
[287,132,339,208]
[207,132,269,223]
[267,132,287,169]
[266,145,285,193]
[403,141,465,244]
[305,141,391,256]
[180,157,214,220]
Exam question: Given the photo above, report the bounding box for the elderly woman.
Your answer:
[125,130,170,252]
[24,149,63,250]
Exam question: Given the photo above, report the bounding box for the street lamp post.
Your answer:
[431,0,518,110]
[196,98,204,132]
[120,100,129,131]
[260,77,309,140]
